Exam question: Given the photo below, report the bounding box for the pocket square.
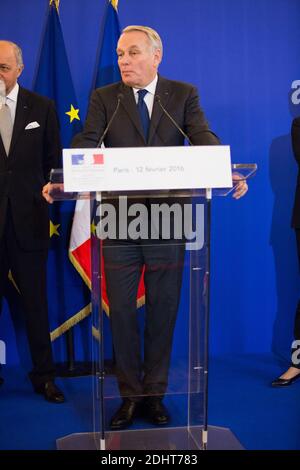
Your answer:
[25,121,40,130]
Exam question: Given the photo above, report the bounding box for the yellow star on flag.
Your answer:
[50,220,60,238]
[66,104,80,123]
[91,220,97,235]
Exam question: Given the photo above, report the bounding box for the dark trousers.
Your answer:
[103,240,186,398]
[0,205,55,387]
[292,229,300,368]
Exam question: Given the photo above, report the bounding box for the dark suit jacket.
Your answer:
[73,75,219,239]
[292,117,300,228]
[73,75,219,148]
[0,87,61,251]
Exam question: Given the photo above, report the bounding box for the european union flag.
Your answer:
[34,2,90,362]
[34,2,81,146]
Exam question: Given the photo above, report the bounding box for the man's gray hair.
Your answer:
[0,40,23,67]
[122,25,163,57]
[13,42,23,67]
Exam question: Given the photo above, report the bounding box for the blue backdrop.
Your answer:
[1,0,299,364]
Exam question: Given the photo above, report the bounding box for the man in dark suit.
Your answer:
[0,40,64,402]
[72,25,247,428]
[272,117,300,386]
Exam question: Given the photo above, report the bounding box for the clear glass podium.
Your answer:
[50,164,256,451]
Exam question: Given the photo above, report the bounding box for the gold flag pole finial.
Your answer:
[110,0,119,11]
[49,0,60,11]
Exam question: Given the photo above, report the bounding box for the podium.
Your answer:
[50,146,256,450]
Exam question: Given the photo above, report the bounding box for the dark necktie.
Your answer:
[137,89,150,140]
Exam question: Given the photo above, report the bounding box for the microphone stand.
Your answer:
[155,95,193,145]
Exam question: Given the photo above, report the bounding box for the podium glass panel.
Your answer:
[90,191,208,451]
[51,164,256,450]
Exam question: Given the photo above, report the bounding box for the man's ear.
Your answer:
[153,48,162,67]
[17,64,24,79]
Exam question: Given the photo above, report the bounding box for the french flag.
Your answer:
[68,200,145,314]
[68,0,145,313]
[68,200,111,313]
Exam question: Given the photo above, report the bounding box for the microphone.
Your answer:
[155,94,193,146]
[97,93,124,148]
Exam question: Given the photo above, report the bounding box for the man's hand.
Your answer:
[232,173,248,199]
[42,182,54,204]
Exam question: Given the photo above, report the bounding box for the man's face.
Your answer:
[0,42,23,95]
[117,31,161,88]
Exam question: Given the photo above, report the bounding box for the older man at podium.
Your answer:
[72,25,248,430]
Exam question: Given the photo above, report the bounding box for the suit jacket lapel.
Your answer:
[0,134,6,159]
[9,87,31,157]
[148,76,171,144]
[119,83,146,143]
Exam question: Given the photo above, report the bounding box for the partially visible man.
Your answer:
[0,40,64,403]
[72,25,248,429]
[272,117,300,386]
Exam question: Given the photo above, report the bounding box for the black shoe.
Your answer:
[144,397,170,425]
[35,380,65,403]
[110,398,139,430]
[271,371,300,387]
[0,376,3,386]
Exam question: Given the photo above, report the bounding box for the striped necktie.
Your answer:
[0,100,13,156]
